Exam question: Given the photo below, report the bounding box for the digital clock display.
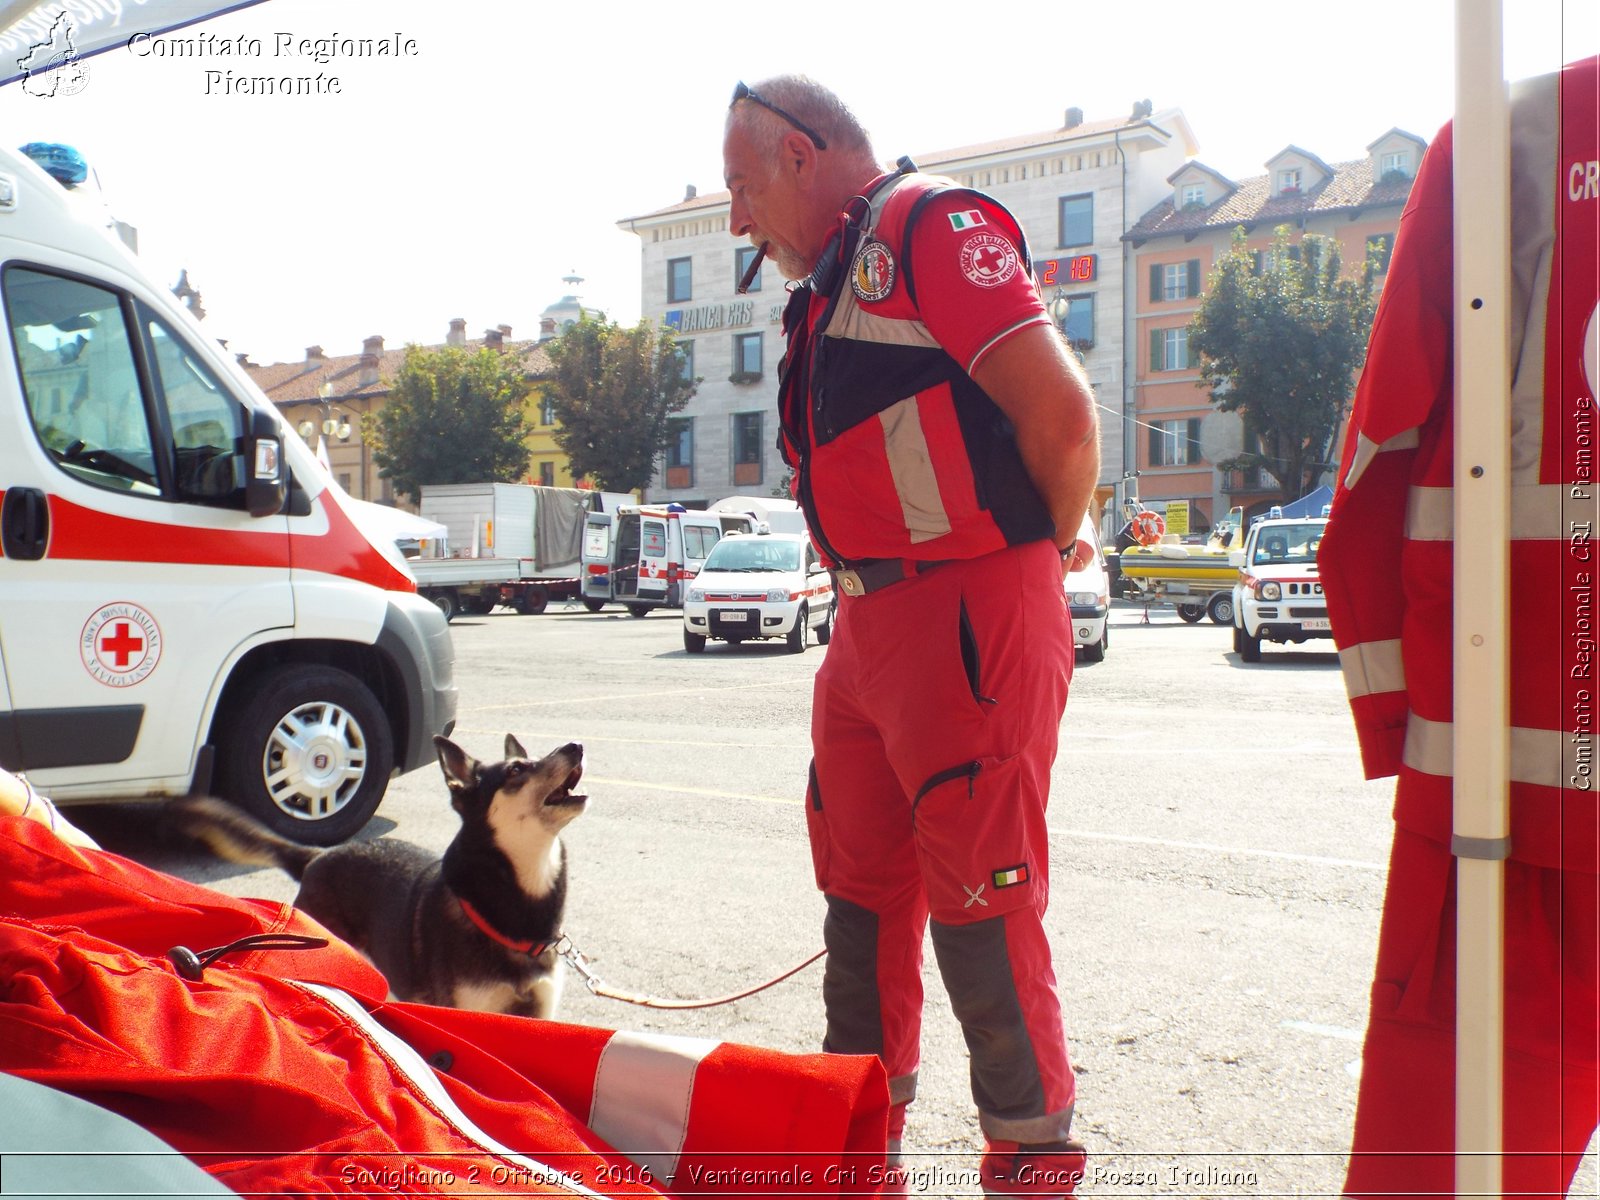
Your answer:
[1035,254,1098,286]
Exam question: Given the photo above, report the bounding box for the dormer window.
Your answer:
[1181,183,1206,209]
[1277,168,1302,194]
[1380,151,1411,182]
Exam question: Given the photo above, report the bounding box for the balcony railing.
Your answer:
[1224,466,1277,494]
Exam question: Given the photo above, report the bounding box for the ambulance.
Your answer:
[582,504,756,616]
[0,144,457,845]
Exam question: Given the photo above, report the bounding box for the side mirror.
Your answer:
[244,407,286,517]
[1228,549,1246,568]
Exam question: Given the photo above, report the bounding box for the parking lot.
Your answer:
[72,597,1595,1196]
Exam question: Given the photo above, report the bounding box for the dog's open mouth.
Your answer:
[546,765,586,807]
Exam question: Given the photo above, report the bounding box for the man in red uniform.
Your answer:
[1320,55,1599,1197]
[723,76,1100,1196]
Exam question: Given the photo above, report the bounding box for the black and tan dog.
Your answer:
[170,734,586,1017]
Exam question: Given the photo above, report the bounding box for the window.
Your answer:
[1366,233,1396,273]
[7,266,247,506]
[144,317,248,505]
[733,332,763,379]
[538,462,555,487]
[1381,151,1410,177]
[667,257,692,302]
[1056,294,1095,348]
[734,245,762,293]
[540,394,556,425]
[676,340,695,383]
[1151,260,1202,302]
[642,519,667,558]
[1181,184,1206,208]
[683,526,720,559]
[1058,193,1093,247]
[1277,167,1302,193]
[1148,418,1202,467]
[1149,326,1192,372]
[733,411,764,486]
[666,417,693,488]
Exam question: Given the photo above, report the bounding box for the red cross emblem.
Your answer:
[959,233,1019,289]
[98,622,145,668]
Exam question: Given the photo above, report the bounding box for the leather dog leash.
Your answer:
[554,936,827,1011]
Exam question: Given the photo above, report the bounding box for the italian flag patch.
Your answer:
[992,864,1030,889]
[948,209,986,231]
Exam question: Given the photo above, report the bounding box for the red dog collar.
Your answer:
[457,897,553,957]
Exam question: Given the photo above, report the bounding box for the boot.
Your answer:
[980,1138,1087,1198]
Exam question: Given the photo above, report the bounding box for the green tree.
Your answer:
[369,345,532,503]
[544,315,697,494]
[1188,226,1377,500]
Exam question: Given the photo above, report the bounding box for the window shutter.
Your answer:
[1150,328,1163,372]
[1187,260,1201,298]
[1148,425,1161,467]
[1187,419,1202,462]
[1149,264,1162,303]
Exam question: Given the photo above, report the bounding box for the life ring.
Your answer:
[1131,511,1166,546]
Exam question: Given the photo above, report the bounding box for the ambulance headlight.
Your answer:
[766,588,789,603]
[1260,581,1282,601]
[1071,591,1097,606]
[687,588,706,603]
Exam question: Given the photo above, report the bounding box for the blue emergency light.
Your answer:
[18,142,87,188]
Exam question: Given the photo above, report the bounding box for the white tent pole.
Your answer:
[1452,0,1512,1196]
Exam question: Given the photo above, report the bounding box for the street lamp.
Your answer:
[298,382,353,443]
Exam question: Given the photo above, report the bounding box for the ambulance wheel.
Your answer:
[426,589,457,622]
[786,606,809,654]
[1234,624,1262,664]
[1083,625,1108,664]
[627,605,651,618]
[684,629,706,654]
[217,665,394,846]
[1176,602,1205,624]
[516,587,549,616]
[583,598,606,613]
[1207,592,1234,625]
[816,599,835,645]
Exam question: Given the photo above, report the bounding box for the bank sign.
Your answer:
[663,300,786,333]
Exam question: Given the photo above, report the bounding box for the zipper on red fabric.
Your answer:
[911,760,982,817]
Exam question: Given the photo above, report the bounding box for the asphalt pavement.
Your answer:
[69,597,1598,1198]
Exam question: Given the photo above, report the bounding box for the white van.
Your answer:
[682,531,835,653]
[1065,512,1110,663]
[588,505,756,617]
[0,144,456,844]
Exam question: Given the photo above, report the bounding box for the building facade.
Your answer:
[621,101,1200,509]
[1124,129,1426,530]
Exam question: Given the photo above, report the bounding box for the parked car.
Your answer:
[1066,513,1110,663]
[682,531,835,653]
[1229,514,1331,662]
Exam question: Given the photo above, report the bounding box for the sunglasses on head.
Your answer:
[730,82,829,151]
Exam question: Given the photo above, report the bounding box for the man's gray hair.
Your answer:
[730,74,875,163]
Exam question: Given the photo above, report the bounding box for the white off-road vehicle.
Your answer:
[1229,513,1331,663]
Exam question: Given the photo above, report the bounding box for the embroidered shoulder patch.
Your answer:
[948,208,986,231]
[851,239,896,303]
[959,232,1019,289]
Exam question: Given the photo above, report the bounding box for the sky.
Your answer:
[0,0,1594,367]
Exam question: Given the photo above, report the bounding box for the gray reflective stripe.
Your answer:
[889,1070,918,1106]
[1338,639,1405,700]
[296,982,603,1198]
[589,1030,716,1183]
[825,298,942,349]
[1343,428,1418,491]
[1405,482,1579,541]
[1507,68,1560,486]
[1402,714,1575,789]
[1452,834,1513,860]
[879,397,953,543]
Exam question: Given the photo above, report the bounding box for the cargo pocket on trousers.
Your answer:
[804,759,831,890]
[911,753,1037,922]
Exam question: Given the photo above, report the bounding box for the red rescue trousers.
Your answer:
[1343,827,1600,1197]
[805,539,1077,1143]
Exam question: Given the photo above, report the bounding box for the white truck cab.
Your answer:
[0,143,456,843]
[1228,511,1331,662]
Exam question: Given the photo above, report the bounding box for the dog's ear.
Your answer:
[434,736,479,792]
[504,733,529,761]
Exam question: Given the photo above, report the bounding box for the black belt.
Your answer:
[831,558,950,597]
